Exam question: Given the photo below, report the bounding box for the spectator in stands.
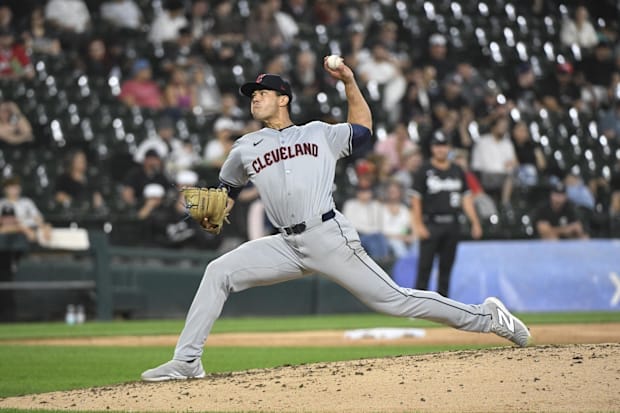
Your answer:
[0,28,33,80]
[210,0,244,45]
[79,38,116,79]
[376,21,403,57]
[431,74,468,133]
[134,116,183,163]
[173,170,199,214]
[264,53,288,76]
[0,176,50,243]
[44,0,91,45]
[392,147,423,191]
[148,0,187,44]
[54,150,104,212]
[0,5,12,33]
[373,122,416,173]
[511,121,546,187]
[560,5,598,50]
[452,148,498,220]
[578,38,616,108]
[540,63,582,113]
[434,102,474,149]
[191,63,222,115]
[471,116,518,207]
[356,41,407,122]
[353,158,377,189]
[599,97,620,140]
[137,183,191,247]
[399,67,433,131]
[0,175,51,322]
[186,0,210,40]
[218,92,248,125]
[203,117,240,168]
[455,61,486,108]
[533,182,588,239]
[289,49,322,100]
[342,22,366,68]
[141,181,221,249]
[0,101,32,145]
[193,33,235,69]
[282,0,313,29]
[564,171,595,211]
[381,180,415,258]
[122,149,172,207]
[268,0,299,45]
[367,153,393,197]
[474,83,510,133]
[100,0,143,31]
[312,0,349,32]
[508,62,540,116]
[23,6,62,56]
[342,179,390,261]
[145,176,222,248]
[163,67,197,116]
[245,0,285,51]
[119,59,163,110]
[421,34,454,83]
[162,27,196,73]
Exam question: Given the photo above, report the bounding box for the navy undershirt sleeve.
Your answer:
[218,181,243,200]
[351,123,372,155]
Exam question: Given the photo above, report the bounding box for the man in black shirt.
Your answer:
[411,132,482,297]
[121,149,172,208]
[533,182,587,239]
[540,63,581,113]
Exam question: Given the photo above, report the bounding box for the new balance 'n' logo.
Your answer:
[497,308,515,333]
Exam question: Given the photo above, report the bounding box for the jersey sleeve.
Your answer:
[322,122,353,159]
[218,140,248,188]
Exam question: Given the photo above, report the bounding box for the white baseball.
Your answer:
[326,55,343,70]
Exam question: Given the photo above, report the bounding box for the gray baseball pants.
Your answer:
[174,211,492,360]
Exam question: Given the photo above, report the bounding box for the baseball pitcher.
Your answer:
[141,58,531,381]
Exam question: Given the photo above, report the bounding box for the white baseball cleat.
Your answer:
[141,359,206,382]
[484,297,532,347]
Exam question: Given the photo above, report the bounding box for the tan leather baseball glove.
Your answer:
[181,187,229,234]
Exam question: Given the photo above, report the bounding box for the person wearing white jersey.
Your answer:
[141,58,532,382]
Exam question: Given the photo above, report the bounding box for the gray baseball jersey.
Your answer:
[172,120,497,361]
[219,121,351,228]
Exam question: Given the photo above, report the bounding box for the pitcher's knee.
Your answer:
[203,258,232,291]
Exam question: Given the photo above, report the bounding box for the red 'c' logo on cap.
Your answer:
[256,74,266,83]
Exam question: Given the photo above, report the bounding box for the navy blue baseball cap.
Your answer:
[240,74,292,101]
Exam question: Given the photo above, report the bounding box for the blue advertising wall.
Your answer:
[392,240,620,312]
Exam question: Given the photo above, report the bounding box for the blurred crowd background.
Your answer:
[0,0,619,258]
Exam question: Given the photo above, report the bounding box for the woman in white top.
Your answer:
[0,176,50,242]
[381,180,415,258]
[560,6,598,50]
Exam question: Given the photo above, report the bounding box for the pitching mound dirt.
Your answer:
[1,343,619,412]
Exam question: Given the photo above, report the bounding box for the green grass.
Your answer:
[0,344,483,398]
[0,311,618,340]
[0,311,618,412]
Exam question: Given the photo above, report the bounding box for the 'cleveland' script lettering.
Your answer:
[252,143,318,173]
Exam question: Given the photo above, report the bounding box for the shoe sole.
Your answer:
[141,372,206,382]
[486,297,533,347]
